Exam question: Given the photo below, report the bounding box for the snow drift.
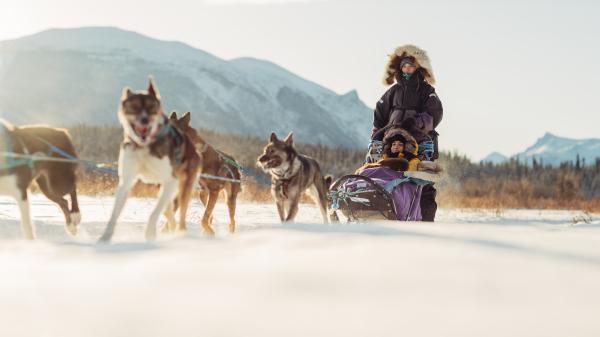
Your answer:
[0,195,599,337]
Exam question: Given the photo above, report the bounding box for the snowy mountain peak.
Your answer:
[481,152,508,164]
[512,133,600,166]
[7,27,198,52]
[535,132,565,145]
[340,89,360,101]
[0,27,372,147]
[3,27,225,71]
[542,131,557,138]
[485,133,600,166]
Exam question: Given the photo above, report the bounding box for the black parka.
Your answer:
[371,70,443,142]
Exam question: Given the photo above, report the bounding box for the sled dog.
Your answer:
[0,120,80,239]
[169,112,241,234]
[99,79,200,242]
[257,132,331,223]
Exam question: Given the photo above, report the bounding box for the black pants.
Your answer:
[420,185,437,222]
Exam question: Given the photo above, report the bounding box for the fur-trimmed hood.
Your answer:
[383,45,436,86]
[383,127,419,160]
[383,127,419,158]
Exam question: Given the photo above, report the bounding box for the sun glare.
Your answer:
[0,2,36,41]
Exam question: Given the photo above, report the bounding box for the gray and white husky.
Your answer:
[257,132,331,223]
[99,79,201,242]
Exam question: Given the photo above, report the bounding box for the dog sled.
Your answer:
[328,124,442,223]
[328,167,440,222]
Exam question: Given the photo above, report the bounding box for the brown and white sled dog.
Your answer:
[257,132,331,223]
[99,80,201,242]
[0,120,80,239]
[169,112,241,234]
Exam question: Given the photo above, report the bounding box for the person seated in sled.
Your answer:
[368,45,443,222]
[358,126,420,173]
[345,124,442,222]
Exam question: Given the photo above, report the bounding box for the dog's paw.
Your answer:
[65,223,78,236]
[97,235,112,244]
[202,227,215,236]
[98,229,115,243]
[70,212,81,225]
[145,229,157,241]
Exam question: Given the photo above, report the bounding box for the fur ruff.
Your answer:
[383,44,436,86]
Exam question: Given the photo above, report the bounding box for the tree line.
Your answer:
[67,124,600,210]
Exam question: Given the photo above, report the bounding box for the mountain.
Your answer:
[482,133,600,166]
[514,132,600,166]
[0,27,372,147]
[481,152,508,165]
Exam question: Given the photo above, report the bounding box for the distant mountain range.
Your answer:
[482,132,600,166]
[481,152,509,165]
[0,27,372,148]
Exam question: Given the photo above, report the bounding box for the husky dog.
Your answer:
[0,120,80,239]
[257,132,331,223]
[169,112,241,234]
[99,80,201,242]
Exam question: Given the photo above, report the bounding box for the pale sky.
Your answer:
[2,0,599,160]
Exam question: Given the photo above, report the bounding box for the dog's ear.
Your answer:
[169,111,177,121]
[270,132,278,143]
[283,132,293,146]
[147,77,160,100]
[181,111,191,126]
[121,87,133,101]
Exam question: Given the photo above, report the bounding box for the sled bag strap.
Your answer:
[383,177,411,193]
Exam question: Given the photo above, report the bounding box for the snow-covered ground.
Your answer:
[1,195,599,337]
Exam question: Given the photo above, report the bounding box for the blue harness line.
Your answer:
[0,124,34,174]
[209,146,264,184]
[0,120,261,185]
[31,135,118,175]
[0,124,119,176]
[198,173,241,183]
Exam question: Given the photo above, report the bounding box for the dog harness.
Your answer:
[196,143,242,184]
[153,120,186,166]
[272,153,301,199]
[274,177,293,198]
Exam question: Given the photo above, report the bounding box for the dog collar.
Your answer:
[271,153,300,180]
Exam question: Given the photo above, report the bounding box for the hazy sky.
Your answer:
[2,0,599,159]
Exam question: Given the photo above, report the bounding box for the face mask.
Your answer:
[402,72,412,80]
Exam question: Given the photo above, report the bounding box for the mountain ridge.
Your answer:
[0,26,372,148]
[482,133,600,166]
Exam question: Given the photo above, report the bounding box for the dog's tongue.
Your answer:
[136,125,149,140]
